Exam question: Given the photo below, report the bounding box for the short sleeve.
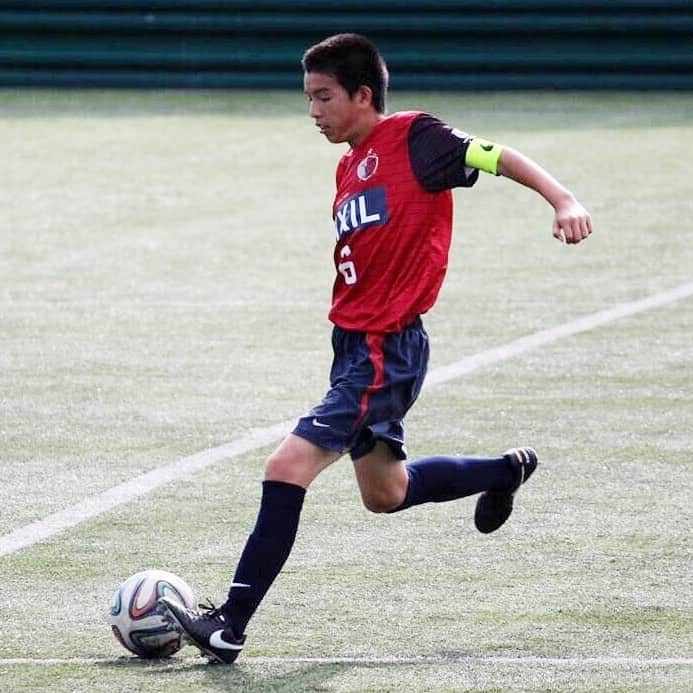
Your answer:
[408,113,480,193]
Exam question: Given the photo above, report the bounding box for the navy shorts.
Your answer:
[293,317,429,460]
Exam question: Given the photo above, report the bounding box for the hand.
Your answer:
[553,197,593,244]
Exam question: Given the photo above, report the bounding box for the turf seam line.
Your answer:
[1,655,692,667]
[1,280,692,559]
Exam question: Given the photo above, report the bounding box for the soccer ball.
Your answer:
[110,569,197,658]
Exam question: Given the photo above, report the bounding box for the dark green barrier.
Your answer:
[1,1,691,89]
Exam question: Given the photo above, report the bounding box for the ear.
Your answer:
[356,85,375,109]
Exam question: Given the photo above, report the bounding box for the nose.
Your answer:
[309,99,322,120]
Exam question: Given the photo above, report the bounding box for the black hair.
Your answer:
[302,33,389,114]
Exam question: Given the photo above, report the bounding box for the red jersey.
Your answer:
[329,111,478,333]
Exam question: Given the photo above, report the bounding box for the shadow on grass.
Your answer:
[97,655,346,692]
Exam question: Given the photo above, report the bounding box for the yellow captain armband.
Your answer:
[465,137,504,176]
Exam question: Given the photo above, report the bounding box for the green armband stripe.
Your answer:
[465,138,504,175]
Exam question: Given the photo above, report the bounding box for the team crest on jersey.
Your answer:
[357,150,379,181]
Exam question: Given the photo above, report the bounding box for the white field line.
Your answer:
[423,280,693,387]
[1,280,692,560]
[0,655,692,667]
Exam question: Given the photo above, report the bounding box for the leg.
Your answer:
[224,434,340,635]
[352,440,409,513]
[265,432,341,488]
[159,434,340,664]
[354,441,537,517]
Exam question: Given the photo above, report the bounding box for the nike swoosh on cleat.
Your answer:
[209,630,244,651]
[312,419,330,428]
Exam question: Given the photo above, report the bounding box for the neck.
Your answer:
[349,112,386,148]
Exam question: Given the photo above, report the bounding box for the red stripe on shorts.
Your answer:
[355,333,385,428]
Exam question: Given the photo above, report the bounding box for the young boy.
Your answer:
[160,33,592,664]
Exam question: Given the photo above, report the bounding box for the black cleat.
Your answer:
[157,596,245,664]
[474,447,538,534]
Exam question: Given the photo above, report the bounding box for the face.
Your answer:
[303,71,375,147]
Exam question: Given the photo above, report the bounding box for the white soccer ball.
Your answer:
[109,569,197,658]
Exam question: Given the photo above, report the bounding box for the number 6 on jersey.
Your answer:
[338,245,357,285]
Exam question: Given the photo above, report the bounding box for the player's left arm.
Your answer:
[466,138,592,245]
[498,146,592,244]
[408,115,592,244]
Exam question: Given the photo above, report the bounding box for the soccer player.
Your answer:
[159,33,593,664]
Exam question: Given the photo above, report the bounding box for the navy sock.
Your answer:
[390,454,515,512]
[223,480,306,636]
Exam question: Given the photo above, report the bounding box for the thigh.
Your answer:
[291,327,381,456]
[294,320,429,463]
[265,433,342,489]
[350,319,429,461]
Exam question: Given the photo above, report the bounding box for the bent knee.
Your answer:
[265,451,302,484]
[361,488,405,514]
